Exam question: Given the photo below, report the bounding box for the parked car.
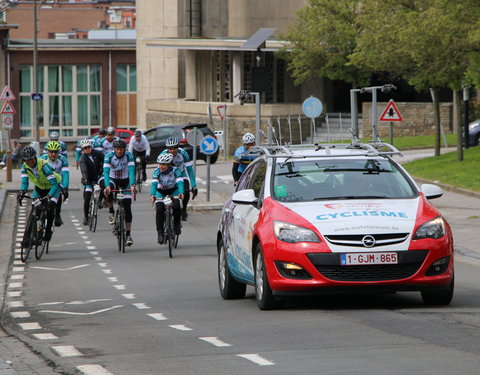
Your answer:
[217,142,454,310]
[468,119,480,146]
[144,123,219,164]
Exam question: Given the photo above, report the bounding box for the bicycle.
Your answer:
[19,195,51,262]
[157,196,180,258]
[135,155,146,193]
[111,188,134,253]
[88,184,101,232]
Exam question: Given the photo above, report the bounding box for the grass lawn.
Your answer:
[360,133,458,150]
[402,146,480,192]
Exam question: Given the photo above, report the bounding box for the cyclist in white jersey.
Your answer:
[128,129,151,181]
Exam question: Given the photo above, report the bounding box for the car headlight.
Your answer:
[273,221,321,243]
[413,216,446,240]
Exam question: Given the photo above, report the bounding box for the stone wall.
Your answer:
[362,102,453,138]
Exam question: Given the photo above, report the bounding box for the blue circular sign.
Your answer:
[302,96,323,118]
[200,135,218,155]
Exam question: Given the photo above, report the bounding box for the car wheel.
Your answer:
[218,238,246,299]
[475,135,480,146]
[421,275,454,306]
[254,244,280,310]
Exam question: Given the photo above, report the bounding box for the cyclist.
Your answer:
[103,139,136,246]
[99,127,119,155]
[128,129,151,182]
[43,131,68,157]
[150,153,184,244]
[92,128,108,144]
[232,132,257,186]
[161,136,197,221]
[79,139,105,225]
[40,141,70,227]
[17,146,62,243]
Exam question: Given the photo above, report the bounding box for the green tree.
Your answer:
[280,0,369,87]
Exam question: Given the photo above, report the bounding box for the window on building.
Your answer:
[116,64,137,127]
[19,64,101,138]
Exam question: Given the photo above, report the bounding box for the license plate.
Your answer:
[340,252,398,266]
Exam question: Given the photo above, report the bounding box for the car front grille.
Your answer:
[323,233,410,248]
[306,250,428,282]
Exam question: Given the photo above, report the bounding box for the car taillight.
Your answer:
[180,138,188,144]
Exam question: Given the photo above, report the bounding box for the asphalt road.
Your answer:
[2,189,480,375]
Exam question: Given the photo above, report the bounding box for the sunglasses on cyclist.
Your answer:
[48,150,59,154]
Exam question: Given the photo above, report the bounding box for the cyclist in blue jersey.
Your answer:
[162,136,197,221]
[232,132,257,186]
[150,153,184,244]
[17,146,62,243]
[40,141,70,227]
[43,131,68,157]
[103,139,136,246]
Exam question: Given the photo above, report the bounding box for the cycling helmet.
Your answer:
[21,145,37,160]
[80,139,92,149]
[157,153,174,164]
[165,136,179,148]
[134,130,142,137]
[242,132,255,144]
[49,131,60,141]
[106,126,116,135]
[112,139,127,149]
[99,128,107,136]
[46,140,61,152]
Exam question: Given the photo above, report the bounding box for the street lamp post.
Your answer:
[33,0,39,143]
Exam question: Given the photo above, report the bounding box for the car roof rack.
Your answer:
[247,141,403,159]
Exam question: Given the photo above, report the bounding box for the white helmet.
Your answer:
[49,131,60,141]
[242,132,255,144]
[157,153,174,164]
[80,139,92,149]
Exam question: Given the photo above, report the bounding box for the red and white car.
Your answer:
[217,143,454,310]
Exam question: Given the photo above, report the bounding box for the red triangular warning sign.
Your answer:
[0,86,15,101]
[1,101,16,114]
[379,99,402,122]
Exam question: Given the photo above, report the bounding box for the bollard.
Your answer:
[5,150,12,182]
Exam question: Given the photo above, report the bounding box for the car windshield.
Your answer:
[272,158,417,202]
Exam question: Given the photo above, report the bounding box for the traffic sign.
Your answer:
[0,86,15,101]
[302,96,323,118]
[199,135,218,155]
[186,128,203,147]
[379,99,403,122]
[31,93,44,101]
[1,101,16,114]
[3,114,13,129]
[216,105,226,120]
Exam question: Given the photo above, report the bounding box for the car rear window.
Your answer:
[272,158,417,202]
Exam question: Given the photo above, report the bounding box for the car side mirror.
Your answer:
[232,189,258,205]
[421,184,443,199]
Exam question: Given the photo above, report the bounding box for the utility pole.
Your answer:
[33,0,39,143]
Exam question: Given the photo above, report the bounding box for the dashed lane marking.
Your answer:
[199,337,232,347]
[18,322,42,330]
[32,333,58,340]
[30,264,90,271]
[39,305,124,316]
[52,345,83,357]
[147,313,167,321]
[11,311,30,318]
[76,364,115,375]
[132,303,150,309]
[237,354,275,366]
[169,325,193,331]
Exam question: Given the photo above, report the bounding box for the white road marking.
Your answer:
[169,325,193,331]
[77,364,115,375]
[10,274,24,279]
[237,354,275,366]
[67,299,113,305]
[84,241,92,245]
[38,301,64,306]
[8,282,23,288]
[32,333,58,340]
[102,269,112,274]
[40,305,124,316]
[7,291,22,297]
[7,301,24,308]
[30,264,90,271]
[98,263,108,268]
[199,337,232,347]
[52,345,83,357]
[107,277,118,282]
[18,322,42,330]
[72,219,80,223]
[82,236,90,240]
[12,266,25,272]
[94,257,103,261]
[89,251,98,255]
[113,285,126,290]
[78,231,86,235]
[121,293,135,299]
[87,246,96,250]
[11,311,30,318]
[147,313,167,321]
[132,303,150,309]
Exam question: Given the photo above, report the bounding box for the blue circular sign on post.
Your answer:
[302,96,323,118]
[200,135,218,155]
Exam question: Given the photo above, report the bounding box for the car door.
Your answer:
[231,160,267,280]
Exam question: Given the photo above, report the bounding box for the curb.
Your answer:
[413,176,480,199]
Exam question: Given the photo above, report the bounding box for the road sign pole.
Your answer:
[193,130,197,176]
[390,122,394,145]
[206,155,211,202]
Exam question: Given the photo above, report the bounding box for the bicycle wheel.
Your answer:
[21,216,35,263]
[174,234,179,248]
[35,211,48,260]
[118,209,126,253]
[164,211,173,258]
[91,198,99,232]
[136,167,143,193]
